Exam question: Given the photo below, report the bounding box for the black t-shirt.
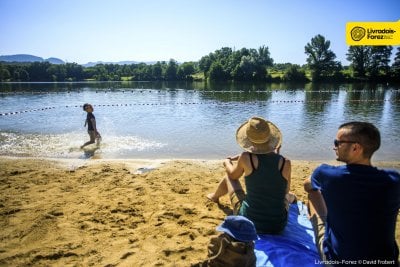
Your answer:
[86,113,95,131]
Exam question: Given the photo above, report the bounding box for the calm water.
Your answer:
[0,81,399,161]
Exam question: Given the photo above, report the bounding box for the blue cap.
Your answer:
[216,215,258,242]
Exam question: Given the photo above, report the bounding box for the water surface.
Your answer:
[0,82,399,161]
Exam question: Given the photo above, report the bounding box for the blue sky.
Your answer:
[1,0,399,65]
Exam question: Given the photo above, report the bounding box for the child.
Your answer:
[81,103,101,149]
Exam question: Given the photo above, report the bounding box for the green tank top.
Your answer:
[238,153,288,234]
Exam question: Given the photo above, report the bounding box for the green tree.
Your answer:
[131,63,150,81]
[235,46,273,81]
[28,61,52,81]
[368,46,392,78]
[83,67,97,80]
[144,65,153,80]
[346,46,371,78]
[199,55,213,78]
[65,63,84,81]
[92,64,109,81]
[232,56,264,81]
[165,59,178,80]
[283,65,308,82]
[214,47,233,68]
[46,64,66,81]
[13,68,30,81]
[391,47,400,80]
[208,61,227,80]
[347,46,392,79]
[0,64,11,81]
[152,62,163,80]
[177,62,195,80]
[304,34,341,81]
[199,46,273,81]
[256,45,273,67]
[119,64,133,78]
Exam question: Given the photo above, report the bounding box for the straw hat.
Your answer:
[236,117,282,154]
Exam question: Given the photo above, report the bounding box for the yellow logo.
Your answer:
[346,20,400,45]
[350,27,366,41]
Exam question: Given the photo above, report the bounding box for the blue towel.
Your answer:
[255,202,320,267]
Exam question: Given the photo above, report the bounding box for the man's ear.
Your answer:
[353,143,363,155]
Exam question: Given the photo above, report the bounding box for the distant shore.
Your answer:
[0,157,399,266]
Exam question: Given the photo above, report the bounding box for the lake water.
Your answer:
[0,81,399,161]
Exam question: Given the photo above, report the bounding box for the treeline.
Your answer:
[0,60,196,82]
[1,34,400,83]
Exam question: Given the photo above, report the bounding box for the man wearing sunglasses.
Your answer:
[304,122,399,266]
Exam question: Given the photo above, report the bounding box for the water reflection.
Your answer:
[198,90,273,102]
[1,81,313,93]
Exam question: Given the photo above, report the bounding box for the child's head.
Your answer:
[83,103,93,112]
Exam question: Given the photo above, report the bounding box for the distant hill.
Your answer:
[82,60,158,67]
[0,54,157,66]
[0,54,65,64]
[0,54,43,63]
[46,57,65,64]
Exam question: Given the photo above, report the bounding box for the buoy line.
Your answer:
[1,99,399,116]
[1,89,399,96]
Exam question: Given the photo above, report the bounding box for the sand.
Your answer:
[0,157,399,266]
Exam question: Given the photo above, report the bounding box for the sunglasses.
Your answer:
[334,139,357,147]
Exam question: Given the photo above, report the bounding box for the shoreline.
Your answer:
[1,155,400,172]
[1,157,399,266]
[2,154,400,164]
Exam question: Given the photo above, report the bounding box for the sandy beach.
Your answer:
[0,157,399,266]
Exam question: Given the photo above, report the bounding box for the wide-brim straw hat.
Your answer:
[236,117,282,154]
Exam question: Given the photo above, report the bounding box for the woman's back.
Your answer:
[239,153,288,234]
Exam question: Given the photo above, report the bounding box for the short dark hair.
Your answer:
[83,103,91,111]
[339,121,380,159]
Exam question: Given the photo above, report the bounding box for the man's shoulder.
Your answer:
[378,167,400,176]
[315,163,343,172]
[314,164,355,179]
[311,164,344,180]
[376,168,400,182]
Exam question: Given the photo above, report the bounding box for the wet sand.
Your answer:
[0,157,399,266]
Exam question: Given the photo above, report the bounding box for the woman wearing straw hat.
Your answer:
[207,116,296,234]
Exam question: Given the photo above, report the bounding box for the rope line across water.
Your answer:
[1,99,399,116]
[1,89,400,95]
